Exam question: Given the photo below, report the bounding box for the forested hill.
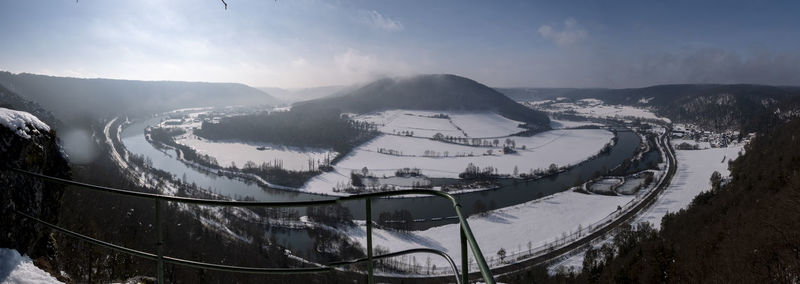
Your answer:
[294,74,551,130]
[500,84,800,133]
[516,118,800,283]
[0,84,60,129]
[0,71,279,124]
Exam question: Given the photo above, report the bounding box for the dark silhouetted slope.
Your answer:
[295,74,550,130]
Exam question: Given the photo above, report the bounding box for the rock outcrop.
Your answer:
[0,107,70,269]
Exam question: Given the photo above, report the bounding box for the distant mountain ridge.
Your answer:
[0,71,278,124]
[295,74,551,130]
[500,84,800,133]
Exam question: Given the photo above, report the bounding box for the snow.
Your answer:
[353,110,526,138]
[541,101,671,123]
[355,110,464,138]
[589,178,623,194]
[0,108,50,139]
[616,177,645,195]
[346,190,639,270]
[548,144,745,275]
[175,135,337,171]
[528,100,554,106]
[0,248,62,284]
[671,138,711,150]
[577,98,603,106]
[636,145,744,228]
[168,106,213,114]
[448,113,526,138]
[301,129,613,195]
[549,119,603,129]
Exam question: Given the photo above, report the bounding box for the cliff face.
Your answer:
[0,107,70,265]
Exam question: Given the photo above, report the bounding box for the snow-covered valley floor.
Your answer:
[175,134,337,172]
[547,144,745,274]
[301,128,613,195]
[344,187,651,272]
[636,145,743,228]
[353,110,528,138]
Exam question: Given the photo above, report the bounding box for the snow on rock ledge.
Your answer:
[0,107,51,139]
[0,248,63,284]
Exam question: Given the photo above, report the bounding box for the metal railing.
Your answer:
[8,167,496,284]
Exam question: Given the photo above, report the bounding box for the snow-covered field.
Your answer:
[448,113,526,138]
[537,100,670,123]
[346,190,639,270]
[548,144,745,274]
[616,177,645,195]
[301,129,613,195]
[0,248,62,284]
[549,119,603,129]
[636,145,743,228]
[353,110,527,138]
[589,178,623,194]
[154,109,338,172]
[175,135,336,171]
[672,138,711,150]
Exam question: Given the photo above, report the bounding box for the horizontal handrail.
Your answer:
[12,168,463,207]
[14,210,462,282]
[8,167,494,283]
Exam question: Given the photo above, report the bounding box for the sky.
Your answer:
[1,0,800,89]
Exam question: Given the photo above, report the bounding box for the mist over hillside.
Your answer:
[0,71,278,124]
[258,85,354,103]
[295,74,551,130]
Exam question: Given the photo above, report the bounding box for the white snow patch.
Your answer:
[549,119,603,129]
[353,110,526,138]
[302,129,613,195]
[175,135,336,171]
[448,113,526,138]
[0,248,62,284]
[636,145,744,228]
[348,190,637,270]
[0,108,50,139]
[543,101,670,123]
[549,144,744,274]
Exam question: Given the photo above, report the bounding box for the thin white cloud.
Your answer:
[331,48,413,84]
[538,18,587,47]
[335,48,378,74]
[359,10,404,32]
[291,57,308,68]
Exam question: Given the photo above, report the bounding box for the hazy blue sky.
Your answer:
[2,0,800,88]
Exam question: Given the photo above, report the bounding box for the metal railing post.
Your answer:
[460,225,468,284]
[454,203,495,284]
[365,197,374,284]
[155,199,164,284]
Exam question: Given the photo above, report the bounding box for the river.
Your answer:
[121,117,653,228]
